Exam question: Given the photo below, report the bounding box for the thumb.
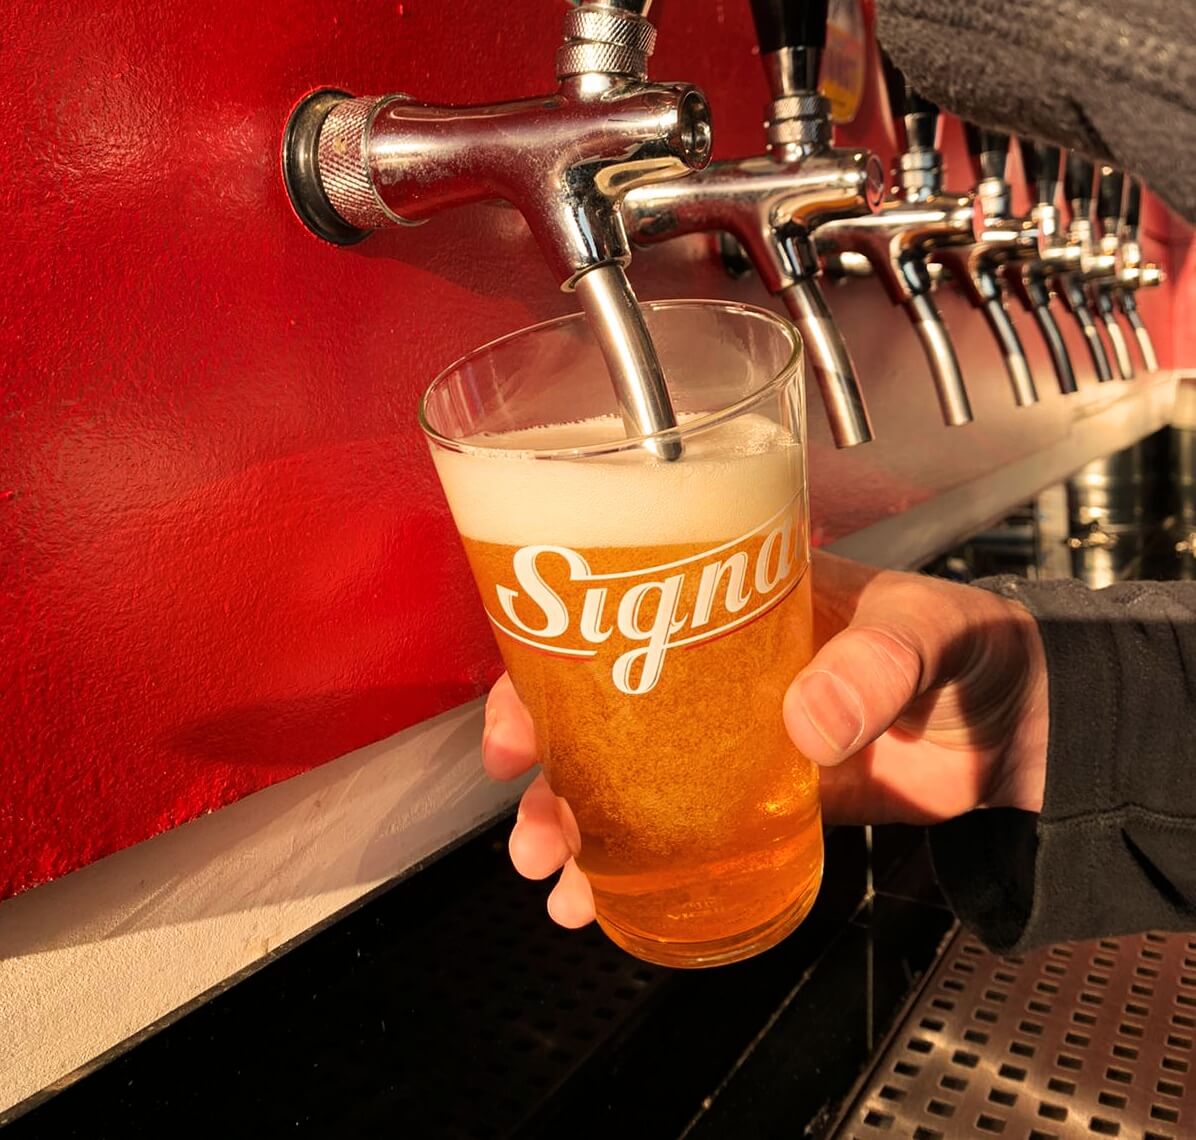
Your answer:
[783,623,927,766]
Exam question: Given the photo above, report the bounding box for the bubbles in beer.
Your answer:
[435,413,820,966]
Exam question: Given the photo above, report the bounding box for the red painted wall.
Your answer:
[1,0,1186,900]
[0,0,780,899]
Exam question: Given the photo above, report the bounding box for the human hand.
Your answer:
[482,551,1049,928]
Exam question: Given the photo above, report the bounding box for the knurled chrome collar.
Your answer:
[317,96,413,229]
[764,94,831,151]
[899,148,942,200]
[556,5,656,80]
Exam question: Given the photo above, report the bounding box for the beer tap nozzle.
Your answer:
[817,58,974,426]
[1117,179,1164,372]
[1008,268,1080,395]
[1011,140,1107,387]
[1087,166,1136,379]
[997,138,1077,394]
[929,124,1038,408]
[282,1,713,459]
[624,0,880,448]
[1057,152,1115,382]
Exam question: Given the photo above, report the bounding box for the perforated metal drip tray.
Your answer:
[834,927,1196,1139]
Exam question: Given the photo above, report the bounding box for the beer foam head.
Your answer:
[432,413,804,547]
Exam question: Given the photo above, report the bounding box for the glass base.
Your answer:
[595,868,823,969]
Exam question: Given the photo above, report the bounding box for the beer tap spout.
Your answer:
[623,0,881,448]
[1058,153,1116,382]
[1116,179,1165,373]
[1089,166,1135,380]
[282,1,712,460]
[930,125,1039,408]
[999,138,1078,395]
[1121,290,1160,373]
[816,58,974,426]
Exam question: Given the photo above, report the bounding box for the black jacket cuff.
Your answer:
[929,576,1196,953]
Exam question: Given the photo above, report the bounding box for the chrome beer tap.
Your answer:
[1087,166,1136,379]
[967,130,1080,397]
[1056,153,1117,383]
[281,0,713,460]
[623,0,881,448]
[816,61,974,426]
[1012,139,1112,385]
[1116,180,1164,372]
[930,125,1038,408]
[1000,138,1079,394]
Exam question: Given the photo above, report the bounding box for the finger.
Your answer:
[784,623,924,766]
[509,775,572,880]
[482,673,538,781]
[547,858,596,928]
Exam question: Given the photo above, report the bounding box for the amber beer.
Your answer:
[432,412,821,967]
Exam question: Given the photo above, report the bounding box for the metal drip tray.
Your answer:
[836,928,1195,1139]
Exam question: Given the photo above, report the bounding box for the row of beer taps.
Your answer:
[816,95,1164,426]
[282,0,1163,454]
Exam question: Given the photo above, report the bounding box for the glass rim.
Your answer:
[417,298,803,461]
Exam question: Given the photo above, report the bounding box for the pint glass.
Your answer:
[421,300,820,967]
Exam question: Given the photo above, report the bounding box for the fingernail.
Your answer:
[794,670,864,758]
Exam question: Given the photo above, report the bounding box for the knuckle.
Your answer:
[851,624,925,697]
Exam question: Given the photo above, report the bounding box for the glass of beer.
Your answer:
[420,300,820,967]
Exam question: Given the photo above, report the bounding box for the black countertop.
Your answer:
[4,821,953,1139]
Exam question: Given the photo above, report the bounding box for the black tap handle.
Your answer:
[905,96,938,152]
[880,49,907,118]
[749,0,828,52]
[882,50,936,150]
[1064,152,1095,215]
[1124,179,1142,232]
[1096,167,1126,228]
[905,86,937,118]
[1018,138,1061,208]
[964,123,1009,182]
[749,0,828,91]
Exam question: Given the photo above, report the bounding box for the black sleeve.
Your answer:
[875,0,1196,223]
[927,576,1196,953]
